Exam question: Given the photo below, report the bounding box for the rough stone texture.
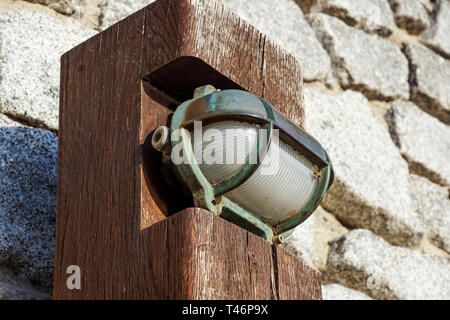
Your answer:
[0,266,50,300]
[417,236,450,258]
[386,100,450,186]
[25,0,86,17]
[310,0,395,37]
[217,0,332,82]
[369,100,392,130]
[313,207,349,271]
[304,88,424,247]
[283,214,315,268]
[325,229,450,300]
[388,0,430,34]
[402,42,450,125]
[307,13,409,101]
[99,0,153,30]
[0,114,22,128]
[294,0,315,14]
[418,0,435,14]
[322,283,372,300]
[22,0,103,28]
[0,10,96,130]
[0,127,57,288]
[411,174,450,254]
[421,0,450,58]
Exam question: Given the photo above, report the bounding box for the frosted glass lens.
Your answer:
[192,121,259,184]
[226,138,317,226]
[191,120,317,226]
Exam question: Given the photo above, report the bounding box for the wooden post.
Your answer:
[54,0,321,299]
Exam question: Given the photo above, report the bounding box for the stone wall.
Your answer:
[0,0,448,300]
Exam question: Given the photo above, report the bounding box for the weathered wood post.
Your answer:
[54,0,322,299]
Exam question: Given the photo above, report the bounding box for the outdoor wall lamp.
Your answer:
[152,85,334,244]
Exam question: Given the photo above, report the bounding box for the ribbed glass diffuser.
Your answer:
[192,120,317,226]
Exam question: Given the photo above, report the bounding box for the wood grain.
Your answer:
[54,0,318,299]
[141,208,273,299]
[139,208,321,299]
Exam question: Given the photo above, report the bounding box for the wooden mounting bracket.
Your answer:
[54,0,321,299]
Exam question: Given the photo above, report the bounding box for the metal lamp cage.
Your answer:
[152,86,334,244]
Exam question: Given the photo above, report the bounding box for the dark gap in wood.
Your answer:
[259,34,266,99]
[271,244,280,300]
[144,56,246,102]
[245,232,253,288]
[142,81,182,110]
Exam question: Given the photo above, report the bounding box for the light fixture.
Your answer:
[152,85,334,244]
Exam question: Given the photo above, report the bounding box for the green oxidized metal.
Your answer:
[164,87,334,244]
